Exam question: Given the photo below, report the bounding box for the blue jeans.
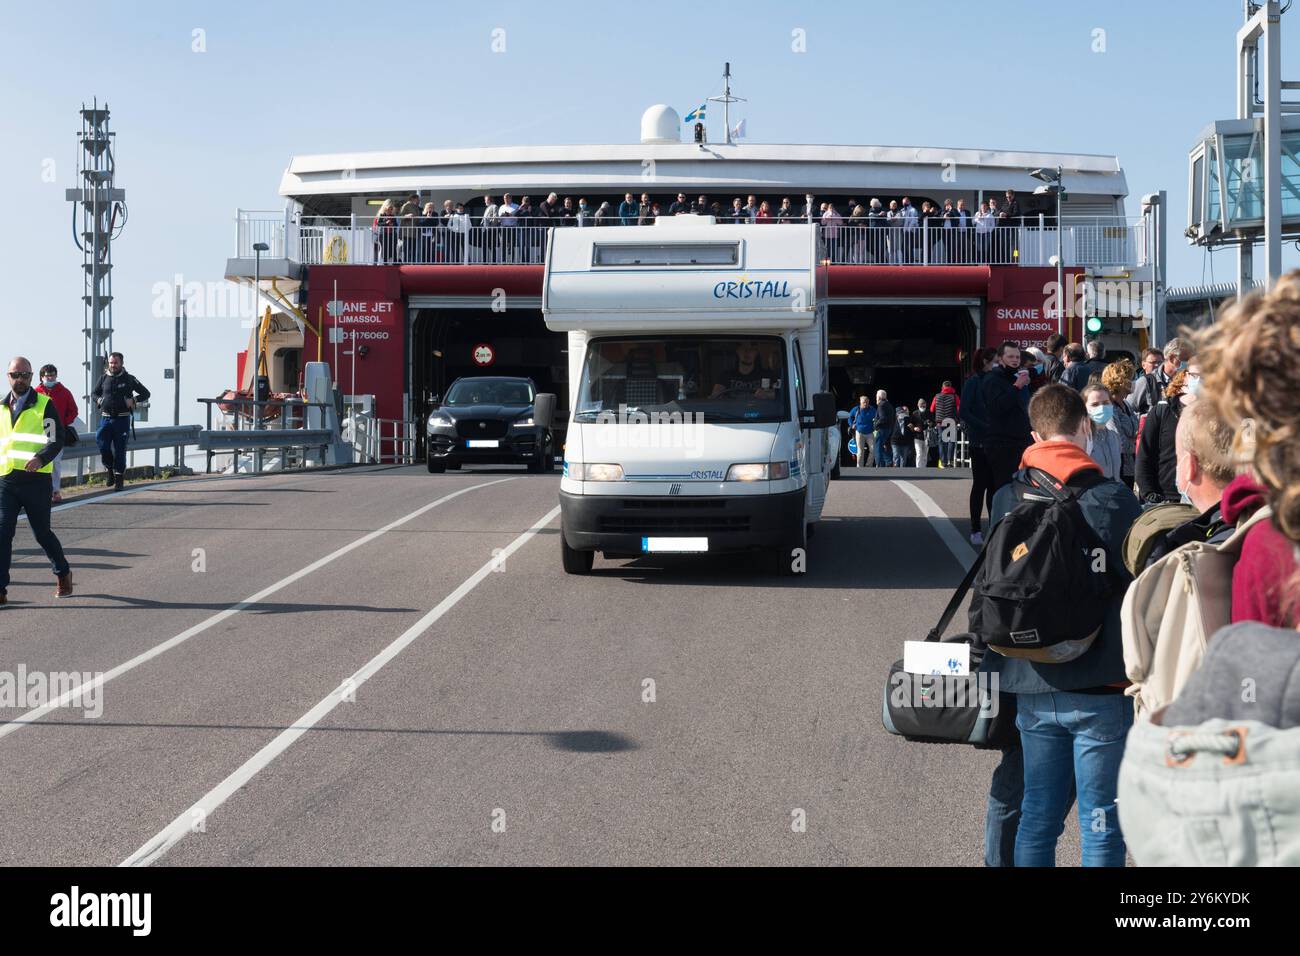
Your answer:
[892,444,907,467]
[940,439,956,466]
[985,741,1022,867]
[1014,691,1132,867]
[873,433,892,467]
[97,416,130,474]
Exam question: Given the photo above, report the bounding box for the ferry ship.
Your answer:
[224,99,1163,459]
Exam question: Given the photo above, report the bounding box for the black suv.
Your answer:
[426,376,555,473]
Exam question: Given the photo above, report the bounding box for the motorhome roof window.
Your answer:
[592,242,739,267]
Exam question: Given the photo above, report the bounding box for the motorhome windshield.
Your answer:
[574,336,789,424]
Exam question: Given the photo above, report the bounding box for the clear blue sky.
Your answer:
[1,0,1293,423]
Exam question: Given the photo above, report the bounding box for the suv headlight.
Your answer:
[511,415,535,428]
[568,462,623,481]
[725,461,791,481]
[427,412,453,428]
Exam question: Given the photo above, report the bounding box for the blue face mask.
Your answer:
[1034,363,1044,375]
[1089,404,1114,426]
[1186,375,1202,397]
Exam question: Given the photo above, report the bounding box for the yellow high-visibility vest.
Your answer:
[0,391,55,476]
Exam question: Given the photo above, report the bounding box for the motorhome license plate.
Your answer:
[466,440,499,448]
[641,537,709,553]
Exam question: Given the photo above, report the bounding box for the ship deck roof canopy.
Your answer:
[279,142,1128,216]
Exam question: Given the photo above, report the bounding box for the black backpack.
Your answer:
[969,467,1126,663]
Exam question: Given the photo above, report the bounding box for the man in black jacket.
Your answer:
[1060,340,1108,391]
[979,340,1033,496]
[91,351,150,492]
[2,356,72,603]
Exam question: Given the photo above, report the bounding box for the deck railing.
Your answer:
[233,211,1149,269]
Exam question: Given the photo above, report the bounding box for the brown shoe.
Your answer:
[0,589,7,607]
[55,574,73,598]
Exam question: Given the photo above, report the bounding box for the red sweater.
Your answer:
[35,381,78,425]
[1221,475,1299,628]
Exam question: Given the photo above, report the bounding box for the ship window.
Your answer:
[592,242,739,266]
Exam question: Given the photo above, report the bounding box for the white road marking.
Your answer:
[891,479,977,570]
[120,503,562,867]
[0,477,517,741]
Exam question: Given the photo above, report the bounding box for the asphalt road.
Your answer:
[0,464,1083,866]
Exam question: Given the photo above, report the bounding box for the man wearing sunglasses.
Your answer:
[1,356,72,604]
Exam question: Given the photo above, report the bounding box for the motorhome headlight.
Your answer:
[570,462,624,481]
[726,461,790,481]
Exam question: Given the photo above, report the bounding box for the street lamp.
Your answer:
[252,241,269,437]
[1030,166,1064,336]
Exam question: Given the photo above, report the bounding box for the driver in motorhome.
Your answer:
[710,341,775,400]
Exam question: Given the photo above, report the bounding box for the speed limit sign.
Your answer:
[472,343,495,366]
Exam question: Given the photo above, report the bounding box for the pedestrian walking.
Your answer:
[1,356,73,604]
[929,379,960,467]
[961,347,998,545]
[35,364,78,503]
[848,395,875,467]
[873,389,895,468]
[91,351,150,492]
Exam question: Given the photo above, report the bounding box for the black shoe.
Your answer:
[114,472,125,492]
[0,589,7,607]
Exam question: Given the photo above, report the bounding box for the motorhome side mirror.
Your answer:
[533,392,557,429]
[803,392,836,429]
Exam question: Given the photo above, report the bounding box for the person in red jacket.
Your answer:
[928,380,961,467]
[35,364,78,503]
[1220,474,1299,628]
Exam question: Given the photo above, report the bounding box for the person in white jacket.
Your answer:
[973,201,995,263]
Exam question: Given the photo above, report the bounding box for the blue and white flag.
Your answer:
[684,103,706,123]
[731,118,747,140]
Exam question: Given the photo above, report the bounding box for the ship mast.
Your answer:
[708,63,746,145]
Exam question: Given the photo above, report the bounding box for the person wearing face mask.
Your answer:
[1,356,73,604]
[1082,384,1121,481]
[1022,347,1051,394]
[34,364,79,504]
[1141,399,1239,569]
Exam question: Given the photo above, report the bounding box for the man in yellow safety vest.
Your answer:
[1,356,72,605]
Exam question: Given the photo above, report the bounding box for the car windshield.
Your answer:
[574,336,789,424]
[444,380,534,405]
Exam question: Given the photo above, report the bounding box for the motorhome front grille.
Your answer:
[599,514,750,534]
[456,420,508,439]
[599,500,748,534]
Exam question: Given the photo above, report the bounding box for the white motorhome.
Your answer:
[543,217,837,575]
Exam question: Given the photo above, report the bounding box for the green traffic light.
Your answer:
[1085,316,1103,334]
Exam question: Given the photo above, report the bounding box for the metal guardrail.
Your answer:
[196,396,337,473]
[817,216,1149,268]
[350,412,417,464]
[60,424,201,460]
[235,210,1149,269]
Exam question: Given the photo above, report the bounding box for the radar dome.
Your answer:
[640,104,681,144]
